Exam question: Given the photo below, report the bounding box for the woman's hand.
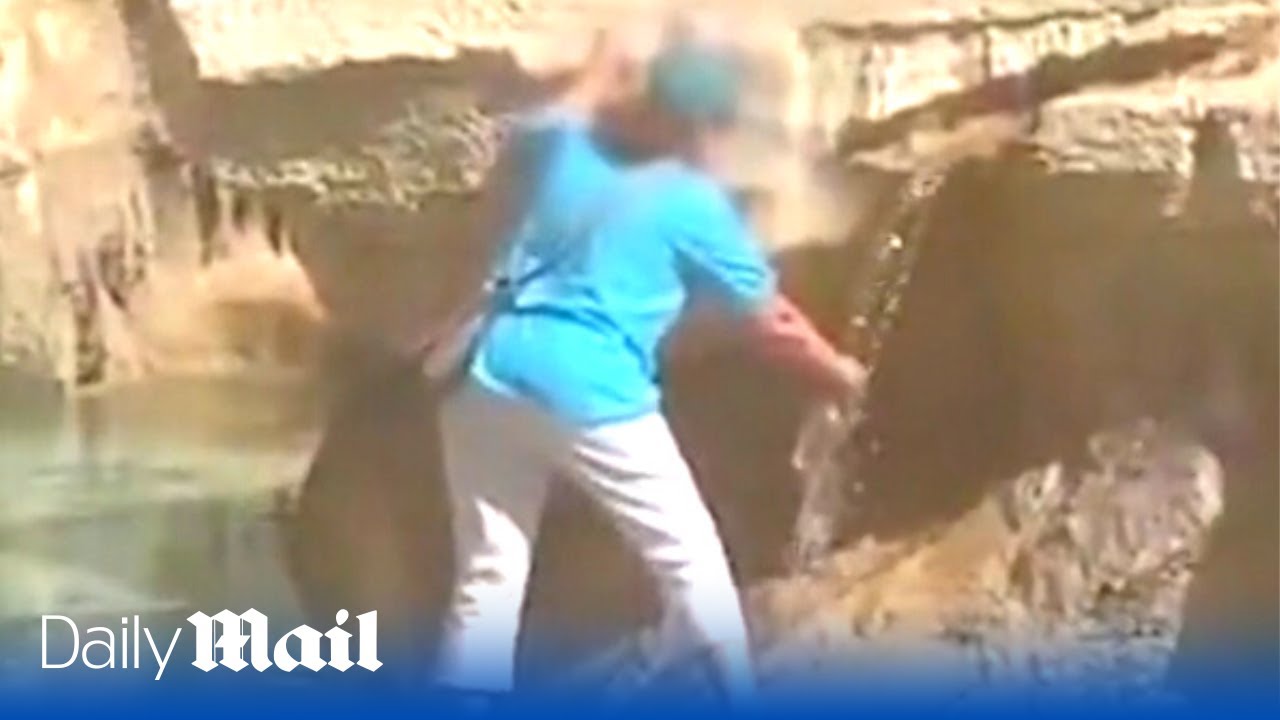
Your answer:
[560,27,658,113]
[748,294,870,399]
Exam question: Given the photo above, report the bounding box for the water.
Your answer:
[0,370,324,681]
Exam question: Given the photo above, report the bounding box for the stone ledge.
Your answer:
[1031,71,1279,181]
[848,62,1280,183]
[162,0,1277,199]
[167,1,1275,83]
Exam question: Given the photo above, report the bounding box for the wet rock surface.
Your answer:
[553,420,1226,704]
[747,420,1224,702]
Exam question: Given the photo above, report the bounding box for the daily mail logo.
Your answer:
[41,610,381,680]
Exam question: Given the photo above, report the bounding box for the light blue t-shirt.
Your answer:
[468,108,776,427]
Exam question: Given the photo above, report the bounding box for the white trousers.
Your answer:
[435,381,754,698]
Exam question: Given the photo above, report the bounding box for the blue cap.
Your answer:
[647,43,741,126]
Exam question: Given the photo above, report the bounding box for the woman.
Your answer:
[434,28,866,704]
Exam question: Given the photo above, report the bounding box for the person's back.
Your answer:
[471,108,774,427]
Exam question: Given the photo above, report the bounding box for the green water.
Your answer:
[0,371,324,668]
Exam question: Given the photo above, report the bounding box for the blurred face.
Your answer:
[595,95,683,160]
[591,23,742,167]
[596,93,736,170]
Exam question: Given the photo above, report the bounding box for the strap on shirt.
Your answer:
[489,161,676,310]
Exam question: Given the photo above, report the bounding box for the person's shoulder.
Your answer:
[646,164,736,215]
[660,163,742,222]
[636,164,751,249]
